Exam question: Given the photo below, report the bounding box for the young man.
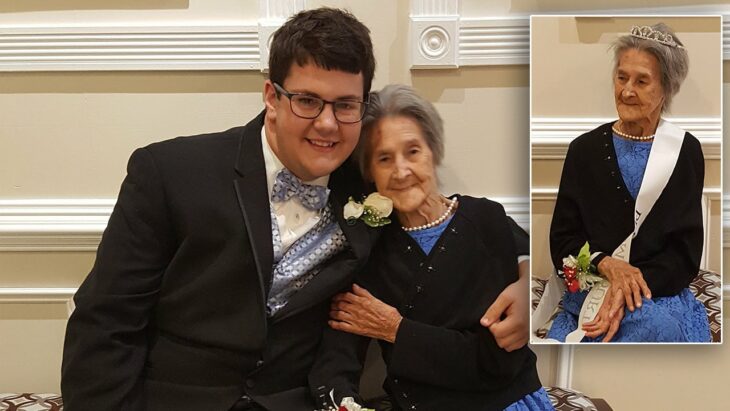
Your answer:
[62,7,528,411]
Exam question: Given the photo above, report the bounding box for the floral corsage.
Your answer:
[344,192,393,227]
[317,390,375,411]
[561,242,603,293]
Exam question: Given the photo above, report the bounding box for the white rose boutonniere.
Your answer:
[343,199,365,220]
[344,193,393,228]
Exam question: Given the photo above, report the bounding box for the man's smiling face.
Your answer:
[264,62,364,181]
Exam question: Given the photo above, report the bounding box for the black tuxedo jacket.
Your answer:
[62,111,376,411]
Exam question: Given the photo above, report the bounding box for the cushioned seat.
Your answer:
[0,393,63,410]
[545,386,612,411]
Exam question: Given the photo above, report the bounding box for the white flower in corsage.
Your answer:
[344,192,393,227]
[561,241,604,293]
[317,389,375,411]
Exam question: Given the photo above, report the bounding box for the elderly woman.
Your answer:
[546,23,710,342]
[309,85,553,410]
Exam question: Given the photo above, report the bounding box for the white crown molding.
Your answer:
[0,1,306,72]
[0,24,261,72]
[458,17,529,66]
[411,0,458,16]
[491,196,529,232]
[0,199,114,251]
[259,0,306,20]
[410,0,460,69]
[258,0,306,71]
[0,196,528,250]
[2,3,727,71]
[532,187,721,200]
[531,117,722,160]
[410,0,528,68]
[0,287,76,303]
[410,3,730,68]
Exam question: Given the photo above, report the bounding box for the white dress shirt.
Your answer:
[261,127,330,252]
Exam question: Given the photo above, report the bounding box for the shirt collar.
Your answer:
[261,126,330,198]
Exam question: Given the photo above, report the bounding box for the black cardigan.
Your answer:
[309,195,541,411]
[550,121,704,298]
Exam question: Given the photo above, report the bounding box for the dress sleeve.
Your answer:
[386,318,530,390]
[637,138,705,297]
[62,147,174,410]
[549,141,598,270]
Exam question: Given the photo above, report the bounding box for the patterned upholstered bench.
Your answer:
[532,269,722,342]
[545,386,612,411]
[0,393,63,410]
[2,388,612,410]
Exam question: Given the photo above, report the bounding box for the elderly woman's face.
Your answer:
[614,49,665,125]
[368,115,438,214]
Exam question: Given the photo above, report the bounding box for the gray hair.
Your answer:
[611,22,689,113]
[355,84,444,179]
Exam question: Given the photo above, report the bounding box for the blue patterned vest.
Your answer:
[266,203,348,315]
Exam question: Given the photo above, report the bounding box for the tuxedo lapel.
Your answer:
[272,160,373,323]
[329,166,372,263]
[234,110,274,302]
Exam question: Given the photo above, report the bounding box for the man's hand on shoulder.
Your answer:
[480,260,529,352]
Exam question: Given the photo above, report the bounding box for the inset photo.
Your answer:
[530,15,722,344]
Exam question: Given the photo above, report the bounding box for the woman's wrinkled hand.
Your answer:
[597,256,651,311]
[329,284,403,343]
[582,285,625,342]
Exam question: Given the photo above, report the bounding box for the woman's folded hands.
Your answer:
[597,256,652,311]
[582,285,625,342]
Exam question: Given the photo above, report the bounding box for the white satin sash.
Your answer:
[534,120,685,342]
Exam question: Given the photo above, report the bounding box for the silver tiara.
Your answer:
[630,25,684,48]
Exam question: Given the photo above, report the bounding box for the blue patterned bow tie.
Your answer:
[271,169,330,210]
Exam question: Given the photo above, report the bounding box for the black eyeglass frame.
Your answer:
[272,82,369,124]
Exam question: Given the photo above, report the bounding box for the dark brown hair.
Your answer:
[268,7,376,98]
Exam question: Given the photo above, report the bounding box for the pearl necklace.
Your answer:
[402,196,458,232]
[611,124,654,141]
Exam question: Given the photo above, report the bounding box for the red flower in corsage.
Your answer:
[561,242,603,293]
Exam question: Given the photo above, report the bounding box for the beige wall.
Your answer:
[0,0,253,24]
[0,1,727,410]
[532,16,722,117]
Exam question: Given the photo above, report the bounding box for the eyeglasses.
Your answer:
[273,82,368,124]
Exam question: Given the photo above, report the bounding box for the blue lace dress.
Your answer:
[409,219,554,410]
[547,135,710,342]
